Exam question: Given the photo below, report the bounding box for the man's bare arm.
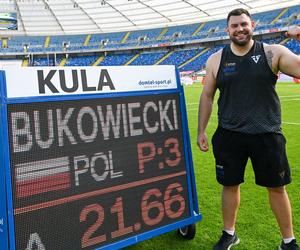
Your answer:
[277,26,300,78]
[197,53,219,152]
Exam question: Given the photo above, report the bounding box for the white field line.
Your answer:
[280,98,300,102]
[282,121,300,125]
[277,84,300,87]
[279,95,300,98]
[191,84,300,87]
[186,94,300,124]
[186,108,300,125]
[186,100,300,106]
[186,96,300,106]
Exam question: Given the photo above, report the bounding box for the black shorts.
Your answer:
[212,127,291,187]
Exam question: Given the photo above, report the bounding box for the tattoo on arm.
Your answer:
[266,50,274,71]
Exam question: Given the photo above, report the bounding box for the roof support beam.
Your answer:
[41,0,65,32]
[136,0,173,22]
[104,1,137,27]
[71,0,103,31]
[182,0,210,17]
[13,0,26,33]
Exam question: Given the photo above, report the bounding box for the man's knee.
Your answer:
[267,186,286,195]
[223,185,240,192]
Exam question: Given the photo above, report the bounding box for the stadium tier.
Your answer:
[129,51,168,66]
[0,4,299,72]
[285,38,300,54]
[98,53,136,66]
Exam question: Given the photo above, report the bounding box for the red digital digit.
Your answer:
[141,188,164,226]
[137,142,156,173]
[110,197,133,238]
[164,183,185,219]
[80,203,106,248]
[164,138,181,167]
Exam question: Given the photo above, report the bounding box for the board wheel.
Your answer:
[177,224,196,240]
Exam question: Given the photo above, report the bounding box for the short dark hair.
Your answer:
[227,8,251,24]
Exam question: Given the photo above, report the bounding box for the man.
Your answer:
[197,8,300,250]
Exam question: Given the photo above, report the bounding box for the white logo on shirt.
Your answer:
[216,165,224,169]
[251,55,261,63]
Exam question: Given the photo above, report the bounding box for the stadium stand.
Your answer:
[64,54,99,66]
[129,51,168,66]
[98,53,136,66]
[285,38,300,54]
[179,46,223,71]
[1,4,300,73]
[158,48,204,67]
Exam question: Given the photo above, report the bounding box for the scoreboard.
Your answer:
[0,66,201,250]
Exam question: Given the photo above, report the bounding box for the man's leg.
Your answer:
[213,185,241,250]
[267,186,294,238]
[222,185,240,230]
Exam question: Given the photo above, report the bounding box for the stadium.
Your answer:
[0,0,300,250]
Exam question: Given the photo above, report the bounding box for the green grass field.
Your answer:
[127,82,300,250]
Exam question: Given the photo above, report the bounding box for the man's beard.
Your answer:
[229,32,252,46]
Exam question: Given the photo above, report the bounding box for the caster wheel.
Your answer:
[177,224,196,240]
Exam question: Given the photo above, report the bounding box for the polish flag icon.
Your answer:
[15,157,71,198]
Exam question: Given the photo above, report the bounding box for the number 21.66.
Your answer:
[80,182,186,248]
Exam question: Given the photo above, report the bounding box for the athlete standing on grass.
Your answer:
[197,8,300,250]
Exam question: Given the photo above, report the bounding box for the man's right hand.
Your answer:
[197,133,209,152]
[285,25,300,41]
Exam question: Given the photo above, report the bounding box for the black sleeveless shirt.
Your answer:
[216,41,281,134]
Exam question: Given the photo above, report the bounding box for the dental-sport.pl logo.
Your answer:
[138,79,173,88]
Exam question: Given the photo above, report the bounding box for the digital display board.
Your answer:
[8,94,190,249]
[0,66,201,250]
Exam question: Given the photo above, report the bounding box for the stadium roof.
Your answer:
[0,0,299,35]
